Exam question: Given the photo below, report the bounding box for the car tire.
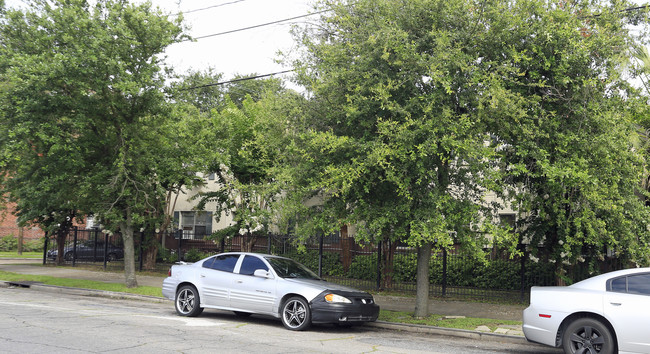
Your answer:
[107,253,117,262]
[64,252,73,261]
[562,317,615,354]
[281,296,311,331]
[175,285,203,317]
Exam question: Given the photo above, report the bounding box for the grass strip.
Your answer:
[0,252,43,258]
[379,309,522,332]
[0,270,163,297]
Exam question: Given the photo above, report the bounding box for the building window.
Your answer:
[173,211,213,239]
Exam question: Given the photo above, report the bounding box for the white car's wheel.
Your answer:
[281,296,311,331]
[175,285,204,317]
[562,317,615,354]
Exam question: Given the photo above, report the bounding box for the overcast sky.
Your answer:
[4,0,317,82]
[153,0,315,81]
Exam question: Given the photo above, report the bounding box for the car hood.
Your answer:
[284,278,368,294]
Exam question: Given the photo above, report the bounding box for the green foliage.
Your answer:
[0,236,45,252]
[0,0,190,286]
[0,235,17,252]
[184,248,211,263]
[347,253,378,281]
[283,249,344,277]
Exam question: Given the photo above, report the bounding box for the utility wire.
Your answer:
[186,9,330,41]
[178,69,295,91]
[170,0,247,16]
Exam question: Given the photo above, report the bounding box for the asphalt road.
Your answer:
[0,285,561,354]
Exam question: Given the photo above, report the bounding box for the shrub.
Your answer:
[284,249,344,277]
[347,253,377,281]
[184,248,210,262]
[0,235,18,251]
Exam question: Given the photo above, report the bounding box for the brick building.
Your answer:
[0,202,44,240]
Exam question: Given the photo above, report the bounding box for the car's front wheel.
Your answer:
[562,317,615,354]
[175,285,203,317]
[281,296,311,331]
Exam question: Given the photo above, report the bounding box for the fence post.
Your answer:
[267,232,272,254]
[520,244,526,303]
[103,232,109,270]
[42,231,49,265]
[376,240,382,291]
[72,226,78,267]
[318,233,323,278]
[139,230,144,271]
[177,229,182,262]
[442,247,447,297]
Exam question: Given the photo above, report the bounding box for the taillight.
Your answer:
[168,268,172,277]
[539,314,551,318]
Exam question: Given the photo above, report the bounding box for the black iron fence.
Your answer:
[43,228,624,303]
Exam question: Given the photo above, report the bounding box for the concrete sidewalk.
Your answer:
[0,259,527,340]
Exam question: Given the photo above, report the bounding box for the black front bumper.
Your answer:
[310,291,380,324]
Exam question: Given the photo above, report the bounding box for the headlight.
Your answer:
[324,293,351,304]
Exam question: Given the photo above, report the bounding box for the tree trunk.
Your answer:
[381,240,398,289]
[142,232,163,270]
[414,242,432,318]
[119,215,138,288]
[55,230,67,266]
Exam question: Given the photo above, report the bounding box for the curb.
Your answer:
[1,280,169,303]
[367,321,527,344]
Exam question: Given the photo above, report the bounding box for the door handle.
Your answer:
[200,274,206,278]
[610,302,622,306]
[236,280,243,284]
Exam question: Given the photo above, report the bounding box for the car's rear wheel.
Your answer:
[175,285,203,317]
[562,317,615,354]
[281,296,311,331]
[64,252,73,261]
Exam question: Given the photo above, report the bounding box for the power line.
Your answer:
[178,69,295,91]
[170,0,247,16]
[187,9,330,41]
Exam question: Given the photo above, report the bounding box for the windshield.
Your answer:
[265,257,321,280]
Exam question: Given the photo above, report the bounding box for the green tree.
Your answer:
[195,82,297,250]
[289,0,502,316]
[481,1,650,274]
[0,0,186,287]
[288,0,650,316]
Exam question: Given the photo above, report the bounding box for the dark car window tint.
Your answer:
[627,274,650,295]
[203,254,239,273]
[610,277,627,293]
[239,255,268,276]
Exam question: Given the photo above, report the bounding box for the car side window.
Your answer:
[609,277,627,293]
[239,255,268,276]
[627,274,650,295]
[203,254,240,273]
[608,273,650,295]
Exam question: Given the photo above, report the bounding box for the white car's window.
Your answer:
[608,273,650,295]
[627,274,650,295]
[239,255,269,276]
[610,277,627,292]
[202,254,239,273]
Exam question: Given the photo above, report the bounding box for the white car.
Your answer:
[162,252,380,330]
[523,267,650,354]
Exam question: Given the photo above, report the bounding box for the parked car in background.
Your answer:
[523,267,650,354]
[47,240,124,262]
[162,252,380,330]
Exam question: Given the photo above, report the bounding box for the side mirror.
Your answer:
[254,269,273,279]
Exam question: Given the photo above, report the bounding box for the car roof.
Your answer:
[571,267,650,290]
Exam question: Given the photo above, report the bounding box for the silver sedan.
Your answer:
[162,252,380,331]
